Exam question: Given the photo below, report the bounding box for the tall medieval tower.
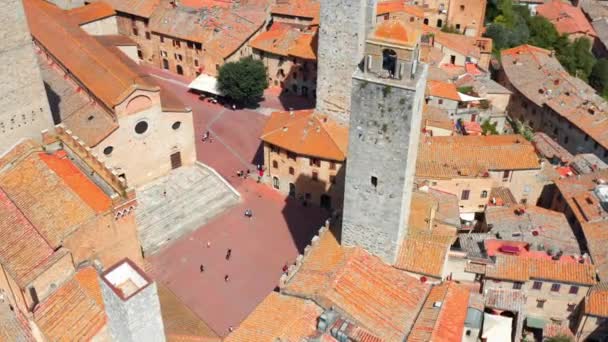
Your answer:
[341,22,428,264]
[316,0,377,123]
[0,0,54,154]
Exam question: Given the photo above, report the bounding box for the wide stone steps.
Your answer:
[135,165,240,256]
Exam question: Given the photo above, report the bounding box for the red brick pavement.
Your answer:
[142,66,328,336]
[147,180,328,336]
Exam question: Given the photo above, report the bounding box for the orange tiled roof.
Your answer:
[416,135,541,179]
[371,19,420,47]
[65,1,115,25]
[0,150,98,249]
[409,282,469,342]
[34,267,106,341]
[225,292,322,342]
[426,80,461,101]
[261,110,348,161]
[485,254,597,285]
[395,191,456,277]
[537,0,596,37]
[74,266,105,308]
[88,0,159,18]
[24,0,158,109]
[585,282,608,317]
[377,0,424,17]
[283,229,431,341]
[250,23,317,60]
[39,151,112,213]
[0,187,56,286]
[271,0,320,20]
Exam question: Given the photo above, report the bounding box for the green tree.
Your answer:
[217,57,268,105]
[556,37,596,81]
[441,25,459,34]
[509,117,534,141]
[527,16,559,49]
[590,58,608,94]
[481,119,499,135]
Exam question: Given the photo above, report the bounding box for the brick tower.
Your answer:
[341,21,428,264]
[100,259,166,342]
[315,0,377,123]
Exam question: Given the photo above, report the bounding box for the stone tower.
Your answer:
[342,21,428,264]
[0,0,54,154]
[100,259,166,342]
[316,0,377,123]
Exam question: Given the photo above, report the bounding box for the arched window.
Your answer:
[382,49,397,78]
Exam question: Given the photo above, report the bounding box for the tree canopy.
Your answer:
[590,58,608,99]
[484,0,596,81]
[217,57,269,105]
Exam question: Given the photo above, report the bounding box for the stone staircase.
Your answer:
[136,164,240,255]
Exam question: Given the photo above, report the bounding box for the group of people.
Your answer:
[199,247,234,282]
[201,130,212,143]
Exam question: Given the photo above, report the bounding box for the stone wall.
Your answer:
[0,0,54,154]
[101,277,165,342]
[342,64,428,264]
[316,0,376,123]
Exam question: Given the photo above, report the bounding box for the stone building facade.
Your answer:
[342,20,428,264]
[446,0,486,36]
[260,110,347,210]
[0,0,54,155]
[26,0,196,187]
[498,45,608,164]
[316,0,377,122]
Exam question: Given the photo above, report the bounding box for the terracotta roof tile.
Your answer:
[37,55,119,147]
[271,0,319,20]
[65,2,115,25]
[426,80,461,101]
[250,22,317,60]
[485,255,597,285]
[501,44,608,151]
[371,19,420,46]
[585,282,608,317]
[537,0,596,37]
[39,151,112,213]
[0,152,97,248]
[24,0,158,109]
[377,1,424,17]
[395,239,448,278]
[283,229,431,341]
[416,135,540,179]
[89,0,159,18]
[409,282,469,342]
[532,132,574,163]
[34,268,106,341]
[225,292,321,342]
[261,110,348,161]
[0,186,56,287]
[74,266,104,308]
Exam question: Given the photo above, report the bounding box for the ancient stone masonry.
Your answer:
[316,0,377,123]
[342,32,428,264]
[0,0,54,153]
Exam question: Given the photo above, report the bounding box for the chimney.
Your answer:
[100,259,166,342]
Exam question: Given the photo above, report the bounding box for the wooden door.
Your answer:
[170,152,182,169]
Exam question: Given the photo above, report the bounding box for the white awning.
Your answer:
[188,74,223,96]
[460,212,475,222]
[458,92,484,102]
[482,313,512,342]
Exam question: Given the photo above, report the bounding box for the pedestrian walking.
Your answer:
[224,274,230,282]
[206,241,211,248]
[163,189,167,197]
[226,249,232,260]
[282,263,288,274]
[257,168,264,183]
[200,264,204,273]
[244,209,253,218]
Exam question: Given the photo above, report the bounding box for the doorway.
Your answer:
[273,176,280,189]
[320,194,331,210]
[289,183,296,198]
[176,65,184,75]
[170,152,182,169]
[162,58,169,70]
